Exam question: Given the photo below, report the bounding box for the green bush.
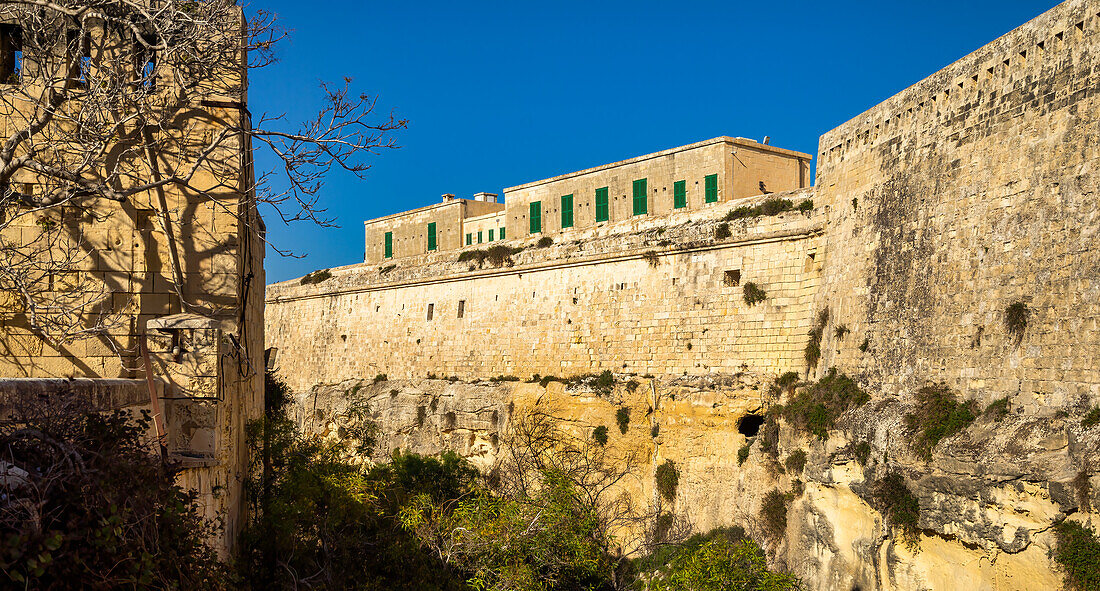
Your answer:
[834,324,849,339]
[776,371,800,390]
[299,268,333,285]
[715,222,732,240]
[1004,300,1029,344]
[805,308,829,367]
[655,460,679,502]
[872,472,920,547]
[784,450,807,473]
[643,250,660,267]
[538,374,560,387]
[374,373,387,383]
[859,338,870,353]
[489,374,520,382]
[797,198,814,212]
[651,425,661,438]
[458,244,523,267]
[737,444,751,466]
[597,369,615,392]
[984,397,1010,420]
[592,425,609,446]
[1083,406,1100,428]
[904,383,977,459]
[646,536,800,591]
[616,407,631,434]
[780,368,869,440]
[743,282,767,306]
[536,236,554,248]
[724,197,797,221]
[853,441,872,465]
[1053,521,1100,591]
[759,489,789,540]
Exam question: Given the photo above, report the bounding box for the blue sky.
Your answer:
[251,0,1061,283]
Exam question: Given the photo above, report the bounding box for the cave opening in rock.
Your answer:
[737,414,764,437]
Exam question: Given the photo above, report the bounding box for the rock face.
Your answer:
[287,373,1100,590]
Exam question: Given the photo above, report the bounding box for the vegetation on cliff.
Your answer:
[1053,520,1100,591]
[903,384,977,460]
[775,368,869,440]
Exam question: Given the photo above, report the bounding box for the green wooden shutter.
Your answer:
[632,178,648,215]
[674,180,686,209]
[384,231,393,258]
[427,222,437,251]
[500,226,506,239]
[529,201,541,234]
[595,187,609,222]
[466,233,472,245]
[489,229,494,241]
[478,230,483,244]
[705,174,718,203]
[561,194,574,228]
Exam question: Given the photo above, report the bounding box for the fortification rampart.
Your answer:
[267,190,822,392]
[812,0,1100,410]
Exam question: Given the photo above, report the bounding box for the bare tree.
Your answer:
[0,0,404,348]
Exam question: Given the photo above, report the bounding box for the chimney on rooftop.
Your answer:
[442,193,456,202]
[762,136,771,145]
[473,192,499,203]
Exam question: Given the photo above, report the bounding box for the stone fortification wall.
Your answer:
[813,0,1100,409]
[267,190,822,392]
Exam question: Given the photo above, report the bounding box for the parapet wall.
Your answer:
[267,191,822,392]
[813,0,1100,408]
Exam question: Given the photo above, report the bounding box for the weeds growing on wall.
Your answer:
[656,460,679,502]
[724,197,815,221]
[637,530,800,591]
[374,373,387,383]
[859,338,870,353]
[852,441,872,465]
[805,308,829,367]
[984,397,1010,420]
[797,199,814,213]
[872,472,920,548]
[1074,471,1092,513]
[592,425,609,446]
[1053,520,1100,591]
[834,324,849,340]
[759,489,790,541]
[643,250,660,267]
[743,282,768,306]
[300,268,333,285]
[715,222,732,240]
[458,244,523,267]
[780,368,869,440]
[651,425,660,438]
[738,444,751,466]
[616,407,631,434]
[904,384,977,460]
[1004,300,1029,344]
[1082,406,1100,428]
[536,236,554,248]
[784,450,807,473]
[379,264,396,274]
[489,375,520,382]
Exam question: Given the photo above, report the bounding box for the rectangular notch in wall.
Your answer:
[723,270,741,287]
[457,300,465,318]
[426,303,434,321]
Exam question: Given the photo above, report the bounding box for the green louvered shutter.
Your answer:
[500,226,506,239]
[674,180,686,209]
[529,201,541,234]
[705,174,718,203]
[466,233,472,245]
[632,179,647,215]
[595,187,609,222]
[384,232,393,258]
[489,229,494,241]
[561,194,574,228]
[427,222,437,251]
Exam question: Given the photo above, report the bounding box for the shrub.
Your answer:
[299,268,333,285]
[776,371,800,390]
[797,198,814,212]
[655,460,679,502]
[834,324,849,340]
[784,450,807,473]
[724,197,796,221]
[596,369,615,393]
[904,383,977,459]
[489,375,520,382]
[651,425,660,438]
[984,397,1010,420]
[644,536,800,591]
[538,375,560,387]
[592,425,609,446]
[743,282,767,306]
[654,513,676,544]
[626,379,641,393]
[714,222,732,239]
[759,489,789,540]
[780,368,869,440]
[1083,406,1100,428]
[1004,300,1029,344]
[859,338,870,353]
[536,236,554,248]
[416,406,427,427]
[805,308,829,367]
[379,264,396,274]
[737,445,751,466]
[853,441,872,465]
[616,407,631,434]
[643,250,660,267]
[374,373,388,383]
[458,245,523,267]
[872,472,920,547]
[1053,521,1100,591]
[1075,471,1092,513]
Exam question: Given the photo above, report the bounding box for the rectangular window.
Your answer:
[426,303,434,321]
[0,25,22,84]
[427,222,437,251]
[674,180,687,209]
[478,230,483,244]
[632,178,648,216]
[705,174,718,203]
[500,226,506,239]
[466,233,472,245]
[67,30,91,85]
[560,194,574,228]
[529,201,542,234]
[595,187,609,222]
[457,300,465,318]
[384,231,393,258]
[489,229,494,241]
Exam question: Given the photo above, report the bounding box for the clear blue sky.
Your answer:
[252,0,1061,283]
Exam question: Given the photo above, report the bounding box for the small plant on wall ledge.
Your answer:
[655,460,679,502]
[592,425,609,446]
[743,282,767,306]
[714,222,732,240]
[642,250,660,268]
[616,407,631,434]
[1005,300,1029,345]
